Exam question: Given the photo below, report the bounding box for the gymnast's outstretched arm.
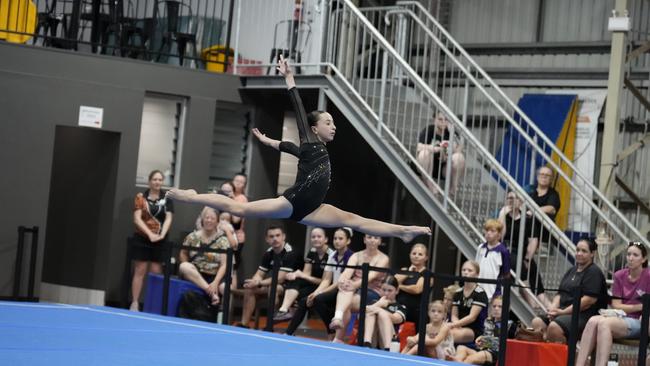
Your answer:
[277,55,319,145]
[252,128,300,157]
[252,128,280,150]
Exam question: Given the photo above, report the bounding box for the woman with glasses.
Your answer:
[526,166,561,261]
[575,241,650,366]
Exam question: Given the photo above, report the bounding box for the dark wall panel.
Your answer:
[0,43,241,302]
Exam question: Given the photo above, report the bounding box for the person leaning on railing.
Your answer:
[575,241,650,366]
[531,238,608,343]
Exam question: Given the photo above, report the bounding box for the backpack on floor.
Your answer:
[177,290,219,323]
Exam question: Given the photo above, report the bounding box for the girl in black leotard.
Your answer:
[168,56,431,243]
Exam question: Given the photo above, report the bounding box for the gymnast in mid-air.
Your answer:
[168,56,431,243]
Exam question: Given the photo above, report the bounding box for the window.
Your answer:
[135,94,186,187]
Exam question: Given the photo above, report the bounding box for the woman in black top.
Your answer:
[131,170,174,311]
[396,243,429,327]
[498,191,550,308]
[531,238,607,343]
[168,56,430,242]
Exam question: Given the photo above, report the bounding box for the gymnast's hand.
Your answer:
[276,54,292,76]
[277,55,296,89]
[252,128,271,145]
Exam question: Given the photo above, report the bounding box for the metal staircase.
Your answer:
[233,0,649,323]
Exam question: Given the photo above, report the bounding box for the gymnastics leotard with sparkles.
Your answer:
[280,87,331,221]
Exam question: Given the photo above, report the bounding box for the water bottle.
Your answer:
[607,353,619,366]
[389,334,400,353]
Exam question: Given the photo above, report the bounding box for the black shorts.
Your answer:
[540,313,591,337]
[130,234,167,263]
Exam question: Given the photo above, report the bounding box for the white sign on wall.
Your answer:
[78,106,103,128]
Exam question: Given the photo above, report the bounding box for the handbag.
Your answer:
[514,322,544,342]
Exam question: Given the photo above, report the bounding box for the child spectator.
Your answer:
[362,275,407,349]
[396,243,429,328]
[450,260,489,343]
[452,295,513,364]
[475,219,510,299]
[402,300,455,359]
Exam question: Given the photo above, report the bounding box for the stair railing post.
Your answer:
[378,50,388,131]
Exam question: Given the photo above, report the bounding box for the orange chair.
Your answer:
[398,322,417,351]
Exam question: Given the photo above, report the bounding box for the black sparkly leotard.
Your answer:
[280,87,331,221]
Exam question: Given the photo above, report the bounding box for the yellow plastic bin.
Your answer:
[202,45,234,73]
[0,0,37,43]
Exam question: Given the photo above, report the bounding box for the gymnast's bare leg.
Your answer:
[167,190,430,242]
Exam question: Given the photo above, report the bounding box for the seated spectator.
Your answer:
[217,181,235,197]
[402,300,455,359]
[576,242,650,366]
[329,234,390,343]
[231,173,248,275]
[531,238,607,343]
[285,227,354,337]
[216,210,239,287]
[396,243,429,328]
[526,166,561,260]
[452,295,512,364]
[195,183,236,230]
[239,226,297,328]
[362,275,407,349]
[415,113,465,196]
[179,207,237,305]
[273,227,333,322]
[443,284,460,321]
[450,260,489,343]
[498,190,550,308]
[475,219,510,299]
[130,169,174,312]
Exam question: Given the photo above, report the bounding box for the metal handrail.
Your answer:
[387,0,649,247]
[324,0,576,250]
[322,1,575,308]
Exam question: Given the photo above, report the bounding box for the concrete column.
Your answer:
[599,0,628,200]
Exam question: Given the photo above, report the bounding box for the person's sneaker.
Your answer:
[235,323,250,329]
[129,301,139,312]
[273,310,293,322]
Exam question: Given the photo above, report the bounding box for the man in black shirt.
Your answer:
[416,113,465,196]
[239,226,297,328]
